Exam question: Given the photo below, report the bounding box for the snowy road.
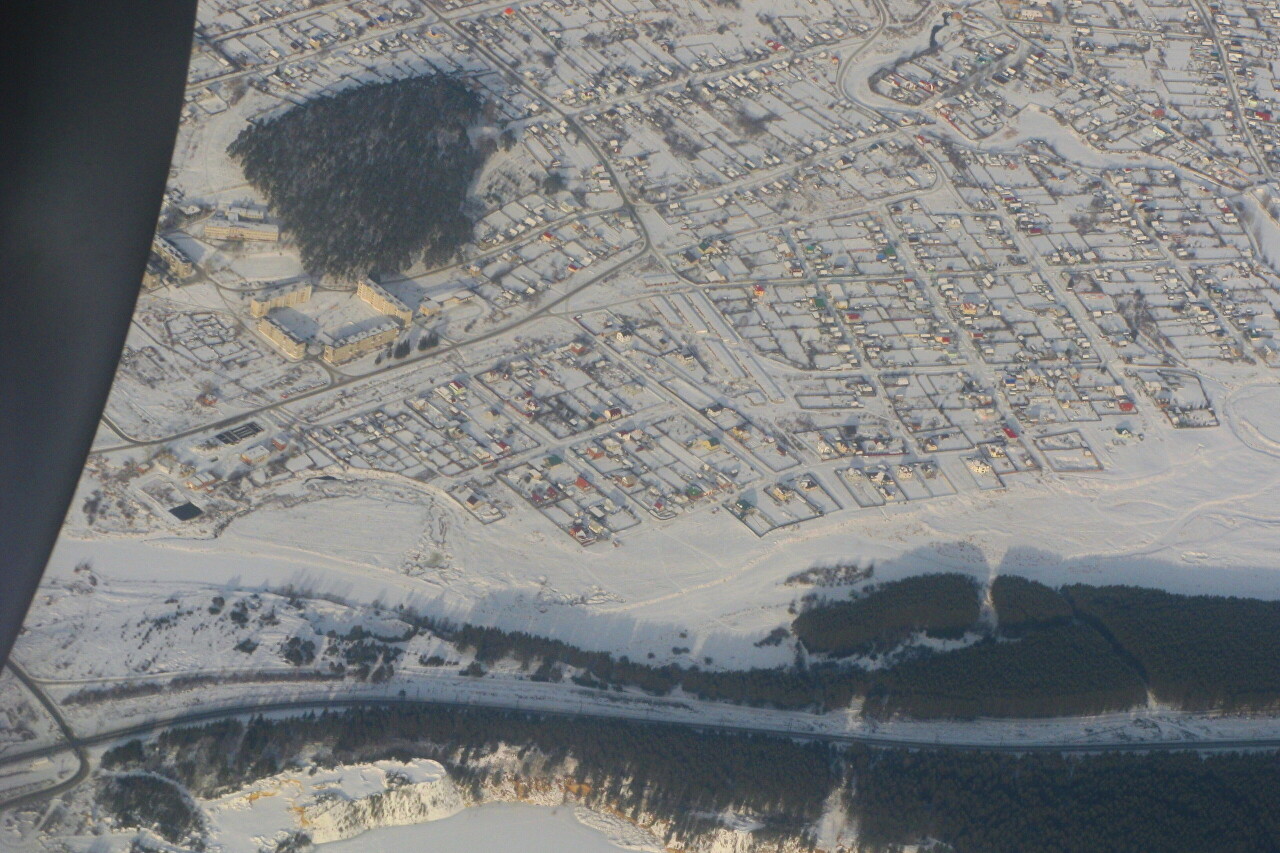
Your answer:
[5,664,1280,811]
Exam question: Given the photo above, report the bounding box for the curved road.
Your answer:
[2,663,89,812]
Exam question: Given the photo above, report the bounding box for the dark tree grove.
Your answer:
[1064,584,1280,712]
[98,774,203,845]
[990,575,1073,635]
[98,708,1280,853]
[863,622,1147,719]
[849,748,1280,853]
[227,75,488,279]
[779,575,1280,718]
[791,573,982,656]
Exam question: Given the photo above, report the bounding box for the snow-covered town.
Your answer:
[66,0,1280,578]
[9,0,1280,849]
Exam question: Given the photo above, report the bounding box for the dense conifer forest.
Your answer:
[227,75,487,278]
[863,622,1147,719]
[790,573,982,656]
[989,574,1074,634]
[98,707,1280,853]
[848,747,1280,853]
[1064,584,1280,712]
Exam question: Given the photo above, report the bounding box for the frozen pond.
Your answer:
[318,803,648,853]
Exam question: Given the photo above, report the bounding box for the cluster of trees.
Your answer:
[1064,584,1280,712]
[97,774,202,845]
[324,637,400,682]
[100,707,1280,853]
[421,620,864,711]
[990,574,1073,634]
[790,573,982,656]
[64,669,341,706]
[824,574,1153,719]
[227,74,487,279]
[281,636,316,666]
[784,575,1280,718]
[864,622,1147,719]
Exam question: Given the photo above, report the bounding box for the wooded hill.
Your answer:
[227,74,487,279]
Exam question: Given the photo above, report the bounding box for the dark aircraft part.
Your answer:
[0,0,198,667]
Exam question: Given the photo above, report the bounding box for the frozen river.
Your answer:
[318,803,648,852]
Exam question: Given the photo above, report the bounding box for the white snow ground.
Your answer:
[317,804,644,853]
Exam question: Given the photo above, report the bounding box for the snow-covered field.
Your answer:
[318,803,650,853]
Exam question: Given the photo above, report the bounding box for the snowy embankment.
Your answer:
[204,759,464,849]
[199,755,843,853]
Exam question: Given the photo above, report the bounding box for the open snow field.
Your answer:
[318,804,651,853]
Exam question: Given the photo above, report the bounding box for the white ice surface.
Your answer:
[316,803,646,853]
